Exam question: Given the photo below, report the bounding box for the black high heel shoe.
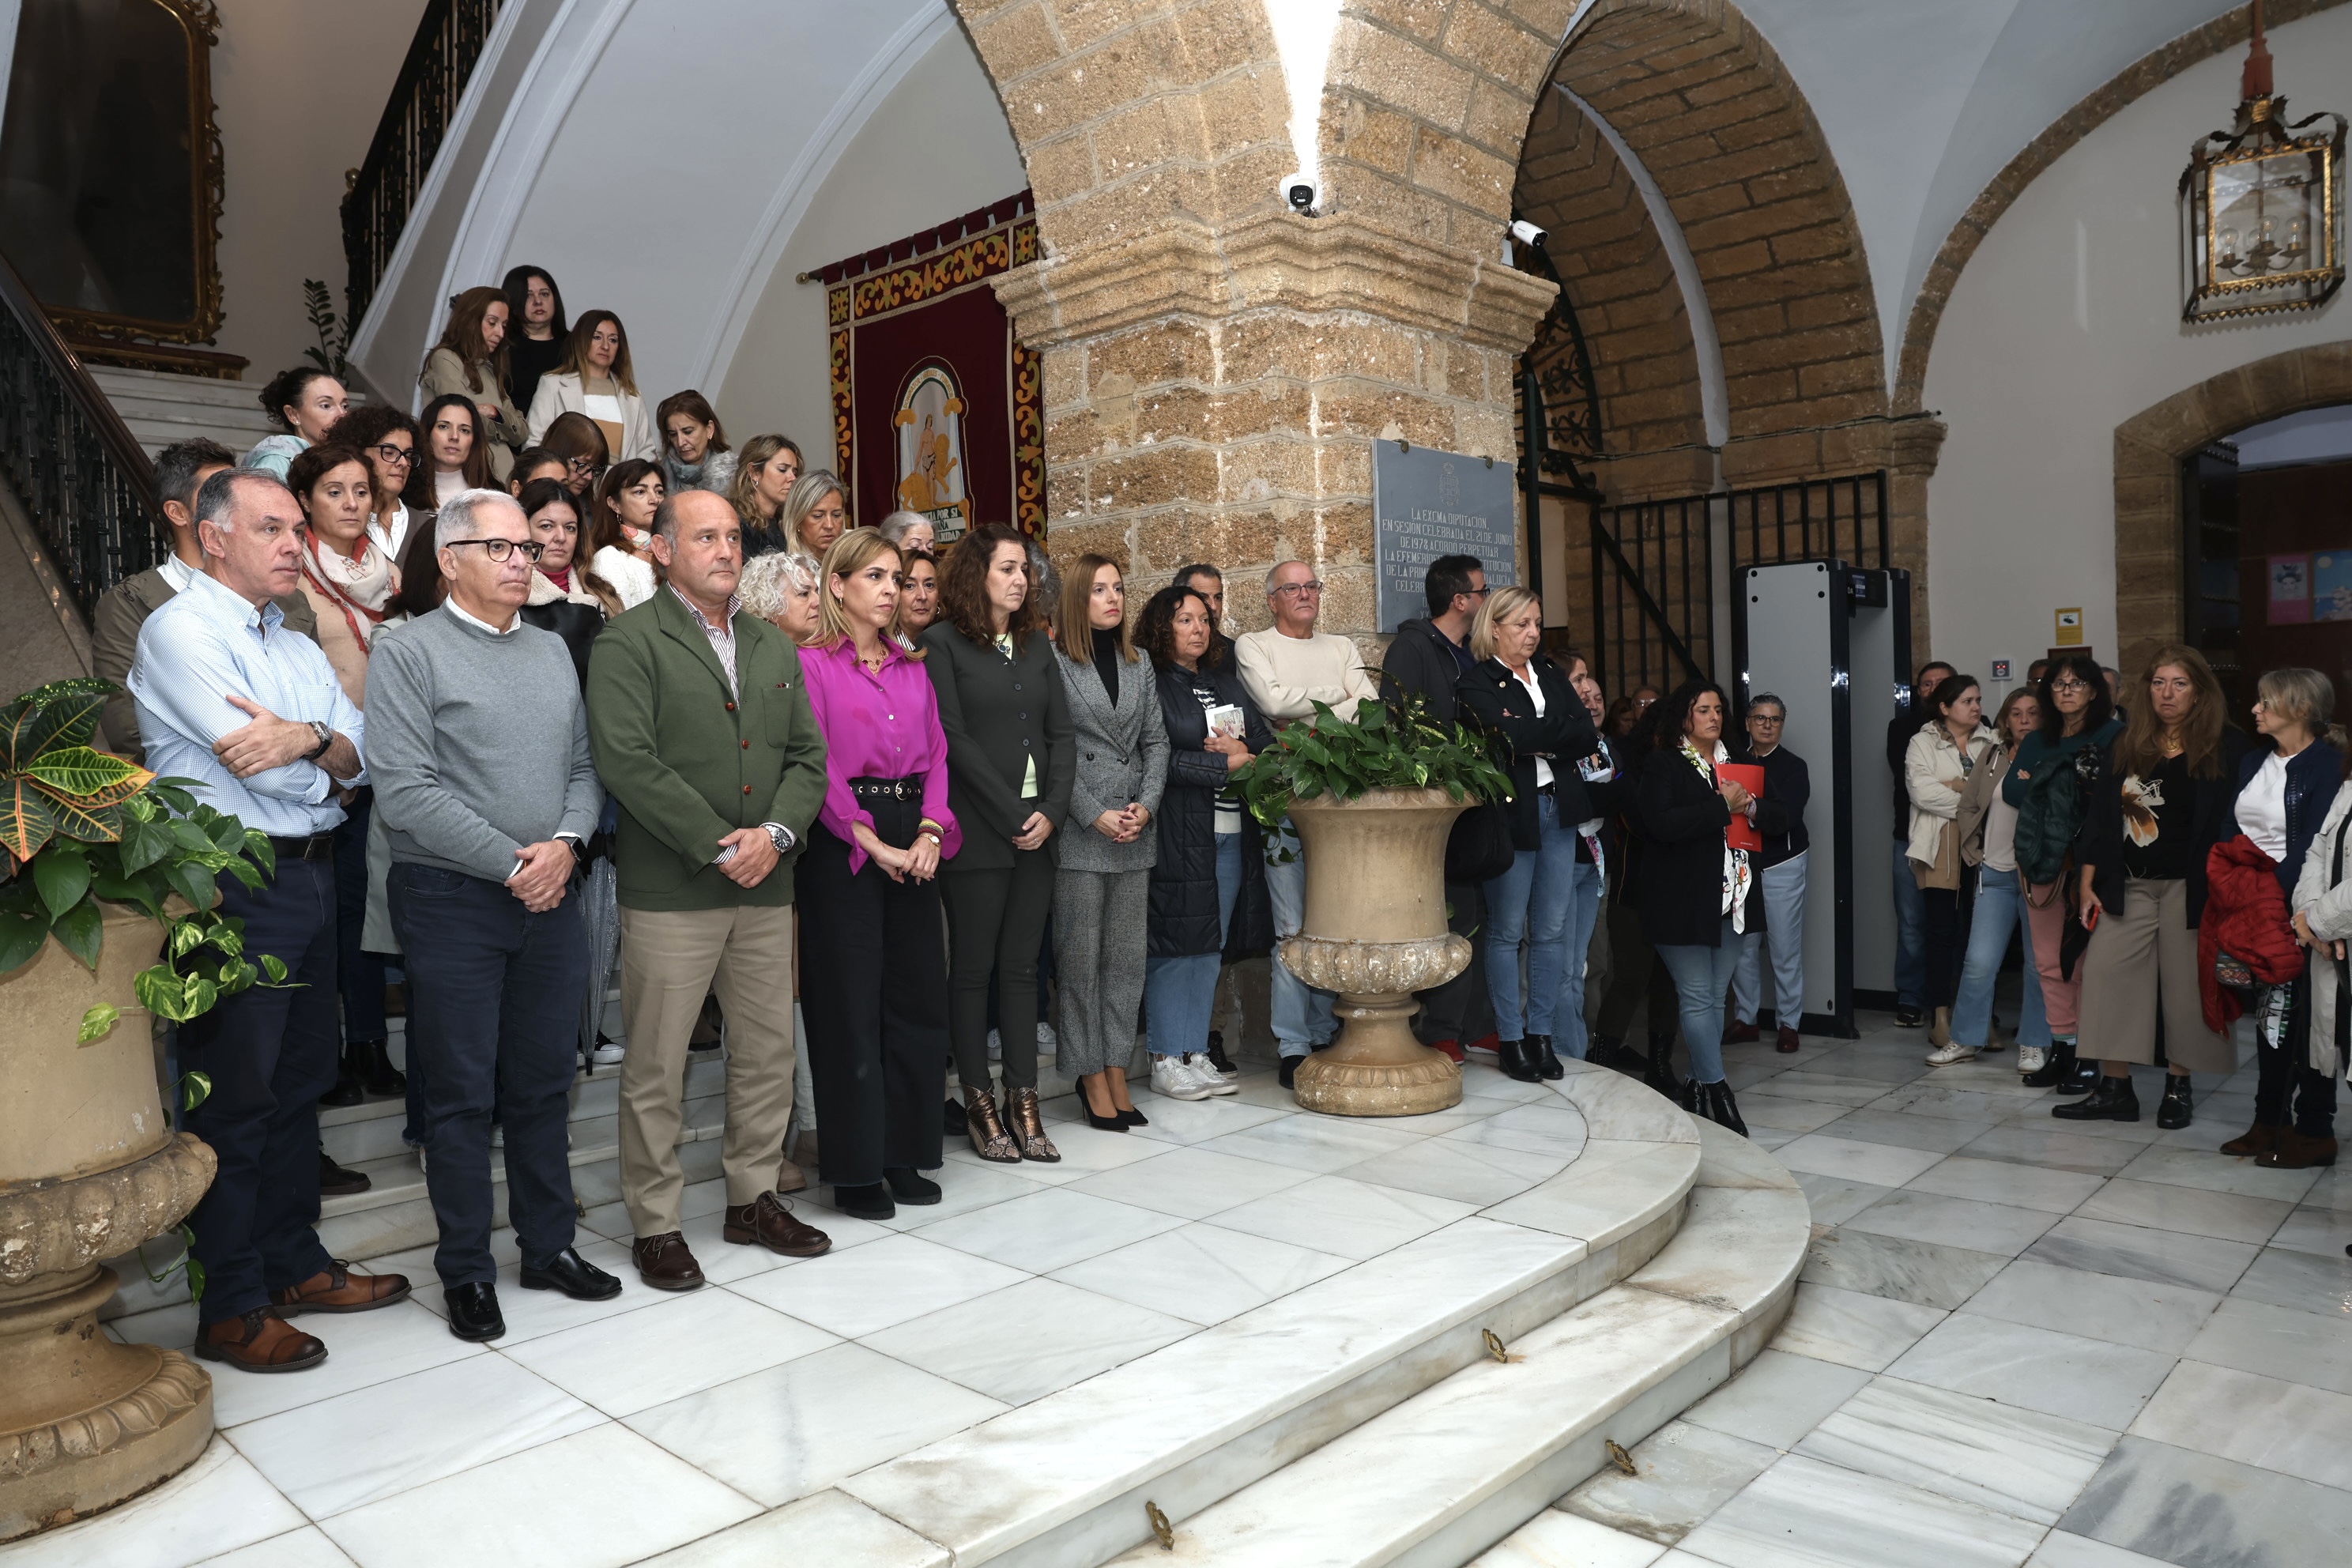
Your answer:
[1702,1080,1749,1137]
[1527,1034,1564,1080]
[1498,1038,1542,1083]
[2021,1039,2079,1089]
[1080,1084,1128,1132]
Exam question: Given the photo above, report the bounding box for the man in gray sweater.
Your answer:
[368,488,617,1342]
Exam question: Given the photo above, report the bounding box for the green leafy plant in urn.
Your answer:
[0,678,286,1540]
[1233,695,1512,1116]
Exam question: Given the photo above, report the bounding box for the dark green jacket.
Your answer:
[586,589,827,910]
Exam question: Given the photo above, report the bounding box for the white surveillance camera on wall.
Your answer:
[1282,172,1320,215]
[1510,219,1546,249]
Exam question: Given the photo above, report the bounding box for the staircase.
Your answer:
[89,367,285,460]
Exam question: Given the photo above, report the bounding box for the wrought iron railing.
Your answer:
[341,0,503,326]
[0,249,160,614]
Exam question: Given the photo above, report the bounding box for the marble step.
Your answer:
[1103,1114,1810,1568]
[89,365,362,458]
[808,1062,1707,1568]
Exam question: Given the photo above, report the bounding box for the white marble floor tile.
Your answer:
[1790,1172,1893,1226]
[1754,1072,1909,1107]
[204,1300,484,1429]
[104,1298,197,1350]
[1799,1227,2008,1310]
[1773,1134,1944,1189]
[726,1233,1028,1338]
[1209,1171,1478,1259]
[1956,1124,2146,1176]
[1796,1374,2115,1525]
[1050,1222,1351,1323]
[860,1275,1195,1404]
[625,1341,1006,1506]
[2180,1295,2352,1395]
[1884,1314,2171,1430]
[2109,1140,2324,1202]
[1197,1114,1430,1173]
[2271,1201,2352,1258]
[1339,1135,1569,1205]
[2129,1358,2352,1491]
[1565,1419,1779,1546]
[2021,1216,2259,1294]
[501,1286,836,1416]
[318,1422,758,1568]
[1872,1083,2053,1121]
[2228,1244,2352,1317]
[1679,1348,1872,1449]
[1119,1094,1292,1146]
[2304,1166,2352,1212]
[1768,1282,1947,1372]
[1472,1506,1669,1566]
[2059,1434,2352,1567]
[1441,1101,1592,1159]
[1906,1154,2108,1214]
[1793,1048,1933,1086]
[2,1437,307,1568]
[1959,1257,2221,1354]
[1734,1093,1856,1133]
[1812,1108,1994,1154]
[1458,1063,1563,1102]
[1745,1125,1801,1151]
[908,1184,1185,1273]
[228,1354,601,1518]
[1065,1142,1317,1219]
[2022,1531,2174,1567]
[194,1527,359,1566]
[944,1120,1174,1183]
[2073,1178,2294,1245]
[633,1489,949,1567]
[865,1163,1049,1231]
[1842,1189,2062,1257]
[1679,1452,2045,1568]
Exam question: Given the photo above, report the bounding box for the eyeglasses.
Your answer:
[371,443,415,467]
[1750,714,1785,725]
[2049,677,2090,692]
[565,455,606,477]
[443,537,545,563]
[1272,580,1324,597]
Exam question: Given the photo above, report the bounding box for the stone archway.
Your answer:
[2113,341,2352,675]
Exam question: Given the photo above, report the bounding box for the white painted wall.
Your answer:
[714,24,1025,455]
[1920,6,2352,692]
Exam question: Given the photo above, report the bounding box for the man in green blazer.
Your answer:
[586,491,832,1288]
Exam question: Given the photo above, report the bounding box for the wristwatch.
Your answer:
[303,720,333,761]
[761,823,793,856]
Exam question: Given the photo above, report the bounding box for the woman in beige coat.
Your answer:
[419,285,525,479]
[1905,673,1999,1047]
[526,309,658,462]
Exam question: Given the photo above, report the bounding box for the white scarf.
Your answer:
[1683,735,1753,935]
[300,533,393,654]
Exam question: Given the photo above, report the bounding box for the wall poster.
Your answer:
[818,190,1044,545]
[2269,552,2313,624]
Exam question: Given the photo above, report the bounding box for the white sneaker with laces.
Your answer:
[1183,1054,1238,1096]
[2016,1045,2048,1076]
[1151,1055,1214,1101]
[1037,1022,1058,1051]
[589,1039,624,1068]
[1924,1040,1978,1066]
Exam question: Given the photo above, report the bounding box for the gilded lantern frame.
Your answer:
[2182,97,2347,323]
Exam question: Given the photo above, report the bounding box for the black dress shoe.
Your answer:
[520,1246,623,1301]
[1498,1039,1541,1083]
[2052,1075,2140,1121]
[319,1053,365,1108]
[1528,1034,1565,1080]
[1894,1005,1925,1028]
[1702,1080,1750,1138]
[318,1148,371,1197]
[2058,1054,2103,1097]
[884,1167,941,1204]
[352,1038,406,1097]
[445,1282,506,1341]
[2156,1073,2194,1130]
[943,1097,967,1136]
[1278,1054,1301,1091]
[2021,1039,2079,1088]
[832,1182,895,1221]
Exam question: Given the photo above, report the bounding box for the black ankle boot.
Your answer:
[1646,1031,1683,1099]
[1585,1034,1644,1073]
[1679,1076,1706,1118]
[352,1039,405,1097]
[884,1167,941,1204]
[1702,1080,1749,1138]
[2020,1039,2077,1088]
[2058,1054,2102,1096]
[2052,1074,2140,1121]
[2156,1073,2193,1130]
[1527,1034,1564,1080]
[319,1047,366,1108]
[1498,1039,1541,1083]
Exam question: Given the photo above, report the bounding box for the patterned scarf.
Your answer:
[1682,734,1753,934]
[299,532,393,655]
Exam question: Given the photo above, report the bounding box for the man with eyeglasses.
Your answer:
[1727,695,1811,1053]
[368,488,618,1342]
[1236,560,1382,1087]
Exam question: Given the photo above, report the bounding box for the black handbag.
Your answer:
[1446,798,1516,884]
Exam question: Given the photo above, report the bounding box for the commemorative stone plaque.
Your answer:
[1371,440,1518,633]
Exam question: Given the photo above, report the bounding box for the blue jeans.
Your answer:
[1146,831,1242,1057]
[1483,793,1579,1040]
[1893,835,1926,1007]
[1951,865,2050,1049]
[1552,860,1606,1057]
[1658,918,1742,1084]
[1265,818,1337,1056]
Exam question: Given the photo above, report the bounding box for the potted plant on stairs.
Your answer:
[0,677,285,1541]
[1232,695,1513,1116]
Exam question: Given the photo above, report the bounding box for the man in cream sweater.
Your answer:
[1235,561,1381,1085]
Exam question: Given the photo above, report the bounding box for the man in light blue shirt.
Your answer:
[128,469,409,1374]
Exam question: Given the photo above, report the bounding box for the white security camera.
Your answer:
[1509,219,1547,249]
[1282,172,1320,215]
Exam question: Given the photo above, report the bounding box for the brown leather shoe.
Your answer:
[631,1231,706,1290]
[194,1307,327,1373]
[1723,1020,1760,1045]
[965,1086,1020,1163]
[2219,1121,2286,1158]
[1775,1026,1801,1054]
[722,1191,832,1257]
[1007,1085,1061,1163]
[271,1261,411,1315]
[2256,1129,2339,1169]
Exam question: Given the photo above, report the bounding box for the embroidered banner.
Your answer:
[819,190,1042,545]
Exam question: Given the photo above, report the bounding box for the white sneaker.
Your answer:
[589,1039,624,1069]
[2016,1045,2048,1076]
[1924,1041,1978,1066]
[1182,1054,1238,1096]
[1037,1022,1058,1051]
[987,1028,1003,1061]
[1151,1055,1214,1100]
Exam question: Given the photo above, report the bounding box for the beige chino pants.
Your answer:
[616,903,797,1237]
[2076,876,2234,1076]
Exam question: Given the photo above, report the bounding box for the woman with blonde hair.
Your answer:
[526,308,658,461]
[2058,646,2251,1127]
[420,285,523,476]
[729,434,802,555]
[783,469,851,559]
[586,458,664,610]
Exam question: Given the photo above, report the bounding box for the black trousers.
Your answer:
[943,850,1056,1091]
[1921,866,1977,1010]
[1594,900,1679,1040]
[2254,974,2339,1136]
[1416,880,1491,1046]
[798,797,948,1187]
[330,790,387,1044]
[390,863,586,1287]
[179,855,338,1325]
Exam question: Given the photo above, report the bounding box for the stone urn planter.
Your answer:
[0,905,216,1541]
[1282,788,1472,1117]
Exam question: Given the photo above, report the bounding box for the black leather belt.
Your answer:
[267,833,336,861]
[850,776,922,801]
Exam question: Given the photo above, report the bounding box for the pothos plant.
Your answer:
[0,677,289,1044]
[1231,693,1514,859]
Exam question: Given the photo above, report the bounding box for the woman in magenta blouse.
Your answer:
[797,528,962,1221]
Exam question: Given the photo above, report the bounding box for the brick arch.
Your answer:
[2113,341,2352,677]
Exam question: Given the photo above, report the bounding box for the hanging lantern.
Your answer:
[2181,2,2345,323]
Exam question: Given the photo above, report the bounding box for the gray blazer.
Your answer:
[1055,646,1169,873]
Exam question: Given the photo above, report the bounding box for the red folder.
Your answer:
[1720,763,1765,853]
